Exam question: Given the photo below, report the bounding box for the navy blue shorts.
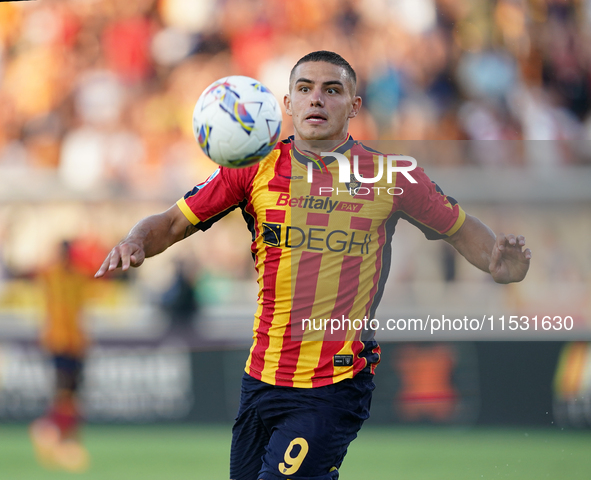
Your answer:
[230,372,374,480]
[53,355,83,391]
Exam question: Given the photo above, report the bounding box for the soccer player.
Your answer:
[30,240,90,472]
[95,51,531,480]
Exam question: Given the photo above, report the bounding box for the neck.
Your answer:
[292,134,348,155]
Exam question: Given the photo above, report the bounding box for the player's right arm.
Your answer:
[94,204,193,278]
[95,157,262,278]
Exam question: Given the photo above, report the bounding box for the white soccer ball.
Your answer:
[192,75,283,168]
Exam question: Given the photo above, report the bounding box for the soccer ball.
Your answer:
[192,76,283,168]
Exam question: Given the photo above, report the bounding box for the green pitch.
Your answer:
[2,424,590,479]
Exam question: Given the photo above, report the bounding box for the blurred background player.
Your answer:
[30,240,90,472]
[160,259,202,342]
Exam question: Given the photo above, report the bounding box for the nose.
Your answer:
[309,87,324,107]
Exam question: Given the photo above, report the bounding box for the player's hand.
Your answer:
[489,233,531,284]
[94,239,146,278]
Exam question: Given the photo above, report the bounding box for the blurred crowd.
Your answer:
[1,0,591,196]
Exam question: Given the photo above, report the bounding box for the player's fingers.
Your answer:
[517,235,526,246]
[95,248,121,277]
[490,234,504,269]
[496,232,506,251]
[504,233,517,246]
[118,244,133,271]
[108,247,123,271]
[95,255,112,278]
[95,243,143,277]
[524,248,532,260]
[130,250,145,268]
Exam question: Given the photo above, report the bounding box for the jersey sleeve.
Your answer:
[397,166,466,240]
[176,165,257,231]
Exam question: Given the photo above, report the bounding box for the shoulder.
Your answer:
[211,139,290,189]
[247,138,291,173]
[350,140,383,156]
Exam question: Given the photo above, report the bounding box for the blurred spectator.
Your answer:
[101,2,156,84]
[442,242,457,283]
[1,0,591,182]
[59,69,145,192]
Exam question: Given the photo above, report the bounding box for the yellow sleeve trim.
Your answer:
[176,198,201,225]
[445,206,466,237]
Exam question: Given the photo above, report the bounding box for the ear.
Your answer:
[284,94,293,116]
[348,95,362,119]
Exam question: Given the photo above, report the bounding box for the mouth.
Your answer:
[305,112,328,124]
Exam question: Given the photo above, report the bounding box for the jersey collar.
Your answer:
[290,134,355,170]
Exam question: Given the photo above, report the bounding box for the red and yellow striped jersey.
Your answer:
[177,136,465,388]
[40,262,88,358]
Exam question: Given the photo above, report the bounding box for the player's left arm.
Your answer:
[444,213,532,284]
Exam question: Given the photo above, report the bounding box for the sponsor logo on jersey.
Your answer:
[261,222,371,254]
[276,193,362,214]
[333,354,354,366]
[262,223,281,246]
[345,173,362,197]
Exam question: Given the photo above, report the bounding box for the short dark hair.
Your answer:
[289,50,357,92]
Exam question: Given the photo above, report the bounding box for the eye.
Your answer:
[299,86,310,93]
[327,87,338,94]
